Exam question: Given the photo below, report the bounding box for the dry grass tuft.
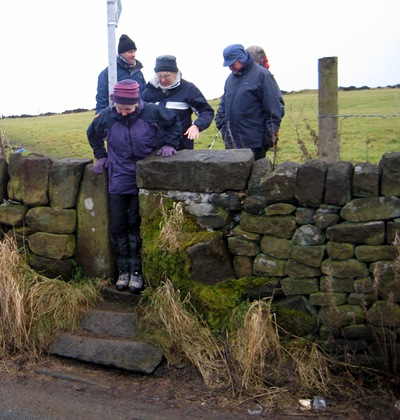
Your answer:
[286,339,331,395]
[393,232,400,281]
[139,276,395,412]
[23,275,100,353]
[159,199,184,252]
[0,130,6,156]
[140,278,231,390]
[0,236,30,355]
[229,300,282,391]
[288,107,318,161]
[0,236,101,358]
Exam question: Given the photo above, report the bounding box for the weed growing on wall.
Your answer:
[288,107,319,161]
[159,200,184,252]
[0,131,5,157]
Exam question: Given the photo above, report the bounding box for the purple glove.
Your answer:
[93,157,108,174]
[156,146,177,157]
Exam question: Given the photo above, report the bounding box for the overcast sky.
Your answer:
[0,0,399,116]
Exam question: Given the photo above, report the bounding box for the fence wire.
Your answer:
[319,113,400,119]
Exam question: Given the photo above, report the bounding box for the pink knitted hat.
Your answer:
[110,80,140,104]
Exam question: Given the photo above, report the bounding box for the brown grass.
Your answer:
[0,237,29,354]
[0,236,101,358]
[228,300,282,391]
[286,339,331,395]
[140,278,231,390]
[0,130,6,156]
[158,199,184,252]
[393,232,400,281]
[139,268,398,415]
[140,279,349,403]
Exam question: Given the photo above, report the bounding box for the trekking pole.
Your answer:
[208,129,221,149]
[272,131,278,170]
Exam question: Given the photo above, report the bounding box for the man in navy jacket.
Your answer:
[215,44,285,160]
[95,34,146,114]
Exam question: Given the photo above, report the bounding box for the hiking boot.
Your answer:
[129,272,144,293]
[116,272,130,291]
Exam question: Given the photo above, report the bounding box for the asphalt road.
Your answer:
[0,357,251,420]
[1,356,398,420]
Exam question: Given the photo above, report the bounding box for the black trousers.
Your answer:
[252,148,267,161]
[177,135,194,151]
[109,194,142,274]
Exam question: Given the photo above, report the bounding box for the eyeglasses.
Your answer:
[157,72,175,80]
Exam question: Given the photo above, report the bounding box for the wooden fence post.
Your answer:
[318,57,339,162]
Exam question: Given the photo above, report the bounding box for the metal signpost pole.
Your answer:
[107,0,122,106]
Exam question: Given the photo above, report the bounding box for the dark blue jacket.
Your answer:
[215,59,284,150]
[87,100,181,195]
[95,57,146,114]
[141,78,214,150]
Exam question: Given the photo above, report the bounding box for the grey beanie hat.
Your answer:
[154,55,178,73]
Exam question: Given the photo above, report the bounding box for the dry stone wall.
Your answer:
[137,150,400,365]
[0,150,399,364]
[0,154,115,280]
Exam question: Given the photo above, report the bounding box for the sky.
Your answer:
[0,0,399,116]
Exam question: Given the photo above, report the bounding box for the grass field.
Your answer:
[1,88,399,165]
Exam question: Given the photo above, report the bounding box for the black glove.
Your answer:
[263,132,279,151]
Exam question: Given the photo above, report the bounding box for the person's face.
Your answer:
[229,60,243,75]
[157,72,177,88]
[115,103,138,116]
[122,49,136,65]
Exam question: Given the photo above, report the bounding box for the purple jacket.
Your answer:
[87,100,181,194]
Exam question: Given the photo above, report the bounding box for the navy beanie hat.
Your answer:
[118,34,136,54]
[223,44,248,67]
[154,55,178,73]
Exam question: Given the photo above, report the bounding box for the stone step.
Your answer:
[51,333,163,374]
[80,309,139,339]
[49,284,164,374]
[100,284,141,306]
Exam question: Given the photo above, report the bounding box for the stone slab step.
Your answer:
[80,309,138,339]
[101,284,142,306]
[51,333,163,374]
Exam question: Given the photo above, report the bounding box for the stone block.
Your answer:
[379,152,400,196]
[137,149,253,193]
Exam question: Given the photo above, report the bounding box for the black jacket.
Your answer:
[142,77,214,150]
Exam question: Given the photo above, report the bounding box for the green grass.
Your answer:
[1,88,399,164]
